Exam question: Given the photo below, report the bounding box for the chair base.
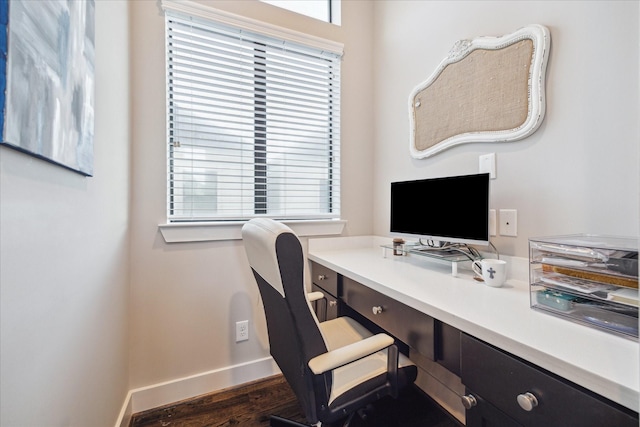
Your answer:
[270,412,359,427]
[270,415,313,427]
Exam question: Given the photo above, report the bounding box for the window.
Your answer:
[260,0,341,25]
[164,8,342,222]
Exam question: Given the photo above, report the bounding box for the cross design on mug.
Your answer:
[487,267,496,279]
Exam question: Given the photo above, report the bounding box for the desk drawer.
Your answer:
[460,334,637,427]
[435,320,461,376]
[312,283,339,321]
[342,277,434,359]
[311,262,339,297]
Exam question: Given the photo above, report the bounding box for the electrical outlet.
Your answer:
[236,320,249,342]
[499,209,517,237]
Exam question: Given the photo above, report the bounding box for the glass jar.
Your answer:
[393,238,405,256]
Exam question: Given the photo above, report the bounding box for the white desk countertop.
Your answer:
[308,236,639,412]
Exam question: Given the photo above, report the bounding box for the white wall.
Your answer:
[4,1,636,423]
[128,0,639,399]
[0,1,131,426]
[372,1,639,257]
[128,0,374,389]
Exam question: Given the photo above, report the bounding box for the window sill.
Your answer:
[158,219,347,243]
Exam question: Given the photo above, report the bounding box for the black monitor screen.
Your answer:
[390,173,489,245]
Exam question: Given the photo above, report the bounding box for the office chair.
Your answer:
[242,218,417,427]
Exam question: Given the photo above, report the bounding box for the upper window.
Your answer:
[260,0,340,25]
[164,9,342,222]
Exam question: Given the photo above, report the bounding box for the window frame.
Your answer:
[260,0,342,25]
[159,0,346,242]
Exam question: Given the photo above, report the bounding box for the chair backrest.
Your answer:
[242,218,329,421]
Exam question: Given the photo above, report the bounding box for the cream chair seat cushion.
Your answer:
[319,317,414,405]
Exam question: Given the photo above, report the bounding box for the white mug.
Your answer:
[472,258,507,287]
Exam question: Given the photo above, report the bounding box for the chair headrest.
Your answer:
[242,218,297,297]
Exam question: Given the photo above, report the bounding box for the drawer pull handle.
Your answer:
[372,306,383,315]
[517,392,538,412]
[329,300,337,307]
[461,394,477,409]
[317,274,328,281]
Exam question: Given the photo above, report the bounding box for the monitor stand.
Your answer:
[381,243,476,277]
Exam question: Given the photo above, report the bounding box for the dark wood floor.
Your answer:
[130,375,462,427]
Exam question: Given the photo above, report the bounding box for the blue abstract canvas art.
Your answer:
[0,0,95,176]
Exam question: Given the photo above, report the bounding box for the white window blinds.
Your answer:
[165,9,342,222]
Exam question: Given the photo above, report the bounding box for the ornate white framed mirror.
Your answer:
[409,24,551,159]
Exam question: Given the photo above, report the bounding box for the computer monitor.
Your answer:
[390,173,490,246]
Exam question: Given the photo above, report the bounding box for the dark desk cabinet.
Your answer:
[460,333,638,427]
[342,276,435,360]
[310,262,639,426]
[311,261,435,355]
[434,320,461,377]
[310,262,340,321]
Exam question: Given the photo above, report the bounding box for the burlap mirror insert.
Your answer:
[409,25,550,159]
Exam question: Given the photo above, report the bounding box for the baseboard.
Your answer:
[114,356,280,427]
[116,391,133,427]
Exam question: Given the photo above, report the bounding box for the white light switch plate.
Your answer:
[479,153,496,179]
[489,209,496,236]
